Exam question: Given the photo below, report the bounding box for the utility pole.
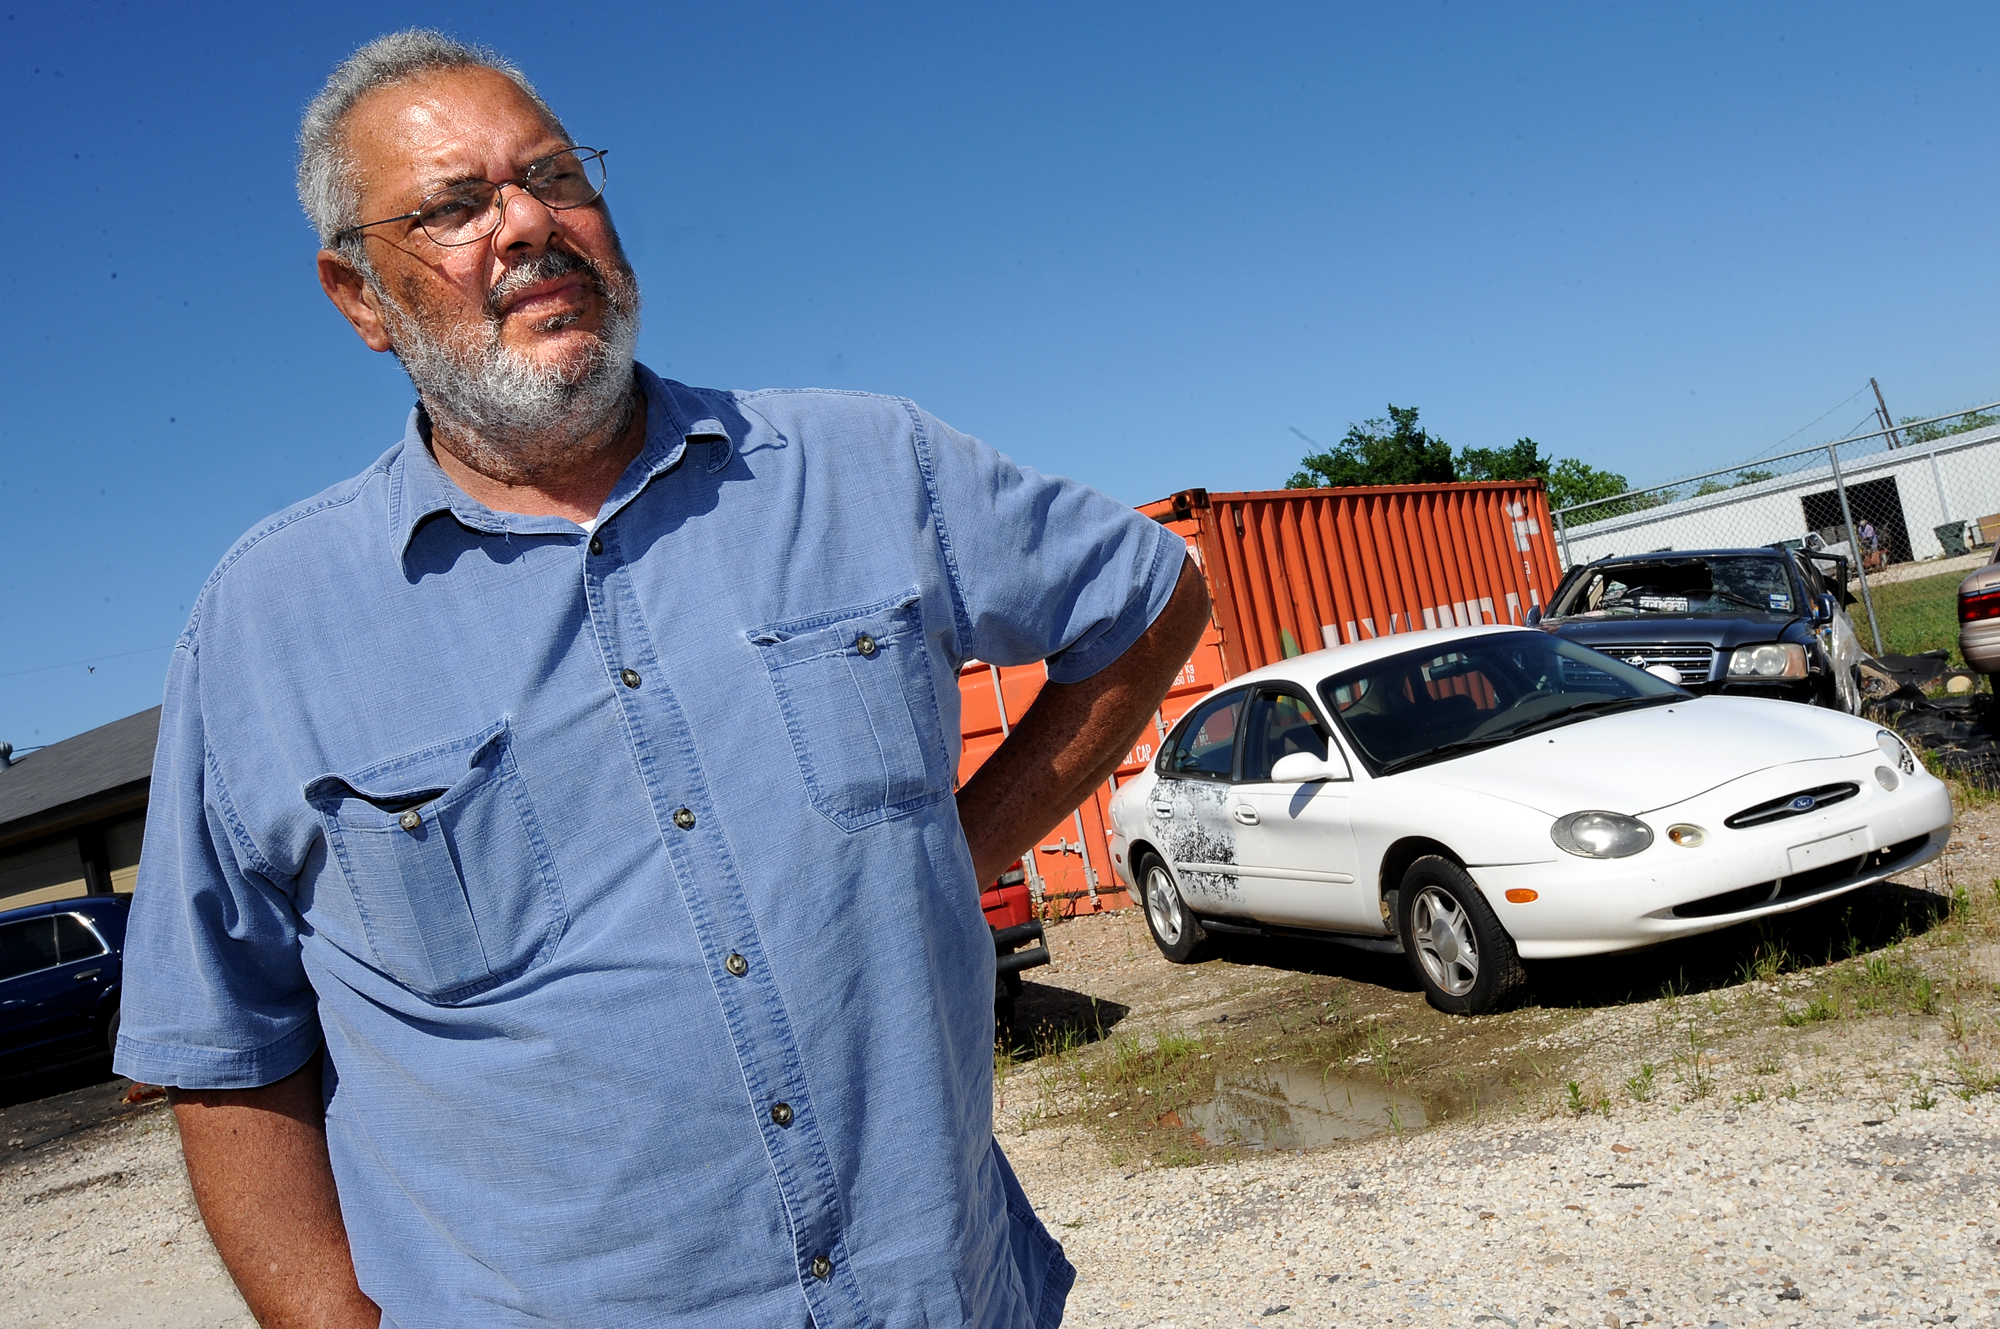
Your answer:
[1871,378,1904,450]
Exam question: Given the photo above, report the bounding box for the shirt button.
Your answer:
[770,1102,794,1127]
[588,536,603,556]
[672,807,696,831]
[854,633,877,657]
[724,952,748,977]
[620,668,641,689]
[810,1255,832,1280]
[397,809,421,833]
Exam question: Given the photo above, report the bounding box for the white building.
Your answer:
[1556,424,2000,568]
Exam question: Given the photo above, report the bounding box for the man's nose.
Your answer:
[490,184,558,254]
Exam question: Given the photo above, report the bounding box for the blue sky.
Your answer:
[5,2,1998,750]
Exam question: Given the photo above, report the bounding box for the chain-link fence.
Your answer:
[1551,398,2000,655]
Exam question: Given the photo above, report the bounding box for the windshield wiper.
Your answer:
[1496,694,1678,740]
[1374,732,1524,775]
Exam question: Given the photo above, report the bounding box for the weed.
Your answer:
[1625,1064,1657,1103]
[1564,1080,1586,1116]
[1912,1079,1939,1112]
[1752,1052,1782,1076]
[1733,1084,1766,1106]
[1674,1024,1713,1100]
[1781,996,1838,1027]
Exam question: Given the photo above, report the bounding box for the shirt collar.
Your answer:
[392,362,733,564]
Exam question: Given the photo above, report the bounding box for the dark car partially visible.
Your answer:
[0,895,128,1071]
[1534,547,1864,712]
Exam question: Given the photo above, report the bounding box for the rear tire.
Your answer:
[1136,851,1208,963]
[103,1001,121,1054]
[1395,855,1526,1015]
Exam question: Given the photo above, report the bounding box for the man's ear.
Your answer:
[318,250,394,353]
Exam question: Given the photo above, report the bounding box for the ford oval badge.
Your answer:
[1789,794,1816,811]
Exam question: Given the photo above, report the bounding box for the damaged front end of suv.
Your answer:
[1533,546,1865,713]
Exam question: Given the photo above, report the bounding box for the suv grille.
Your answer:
[1724,782,1860,830]
[1596,644,1718,686]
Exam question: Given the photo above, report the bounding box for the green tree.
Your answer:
[1545,457,1631,511]
[1899,410,2000,446]
[1286,404,1456,488]
[1457,437,1551,483]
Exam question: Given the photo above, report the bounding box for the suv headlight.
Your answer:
[1727,643,1807,679]
[1551,811,1655,858]
[1876,728,1918,776]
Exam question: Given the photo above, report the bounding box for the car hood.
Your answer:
[1543,616,1805,650]
[1404,696,1877,816]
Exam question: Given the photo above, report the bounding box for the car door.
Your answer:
[1149,688,1252,916]
[0,917,71,1060]
[48,913,113,1039]
[1229,687,1373,932]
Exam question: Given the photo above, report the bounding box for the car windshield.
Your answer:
[1547,555,1797,620]
[1318,632,1684,775]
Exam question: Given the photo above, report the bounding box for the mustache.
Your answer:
[485,248,610,319]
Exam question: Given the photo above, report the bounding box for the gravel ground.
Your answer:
[1012,1067,2000,1328]
[0,1094,249,1327]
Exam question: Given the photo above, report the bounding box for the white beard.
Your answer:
[375,249,643,482]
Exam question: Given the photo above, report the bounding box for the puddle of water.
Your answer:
[1187,1065,1426,1150]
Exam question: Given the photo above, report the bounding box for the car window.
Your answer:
[55,915,106,963]
[1549,556,1796,618]
[0,919,60,982]
[1166,690,1247,779]
[1320,632,1682,775]
[1240,690,1331,782]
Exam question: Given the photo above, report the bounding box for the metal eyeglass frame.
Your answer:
[330,147,609,248]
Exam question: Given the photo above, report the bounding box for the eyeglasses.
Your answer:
[333,147,609,248]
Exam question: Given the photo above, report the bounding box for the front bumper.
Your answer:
[1469,762,1953,959]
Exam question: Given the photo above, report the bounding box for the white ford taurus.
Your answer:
[1107,625,1953,1014]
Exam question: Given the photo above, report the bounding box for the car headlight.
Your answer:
[1551,810,1655,858]
[1876,728,1918,776]
[1727,643,1807,679]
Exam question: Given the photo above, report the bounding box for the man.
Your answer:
[114,29,1207,1329]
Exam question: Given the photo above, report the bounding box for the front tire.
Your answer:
[1395,856,1526,1015]
[1136,851,1208,963]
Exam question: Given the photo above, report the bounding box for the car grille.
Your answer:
[1723,782,1860,830]
[1596,644,1718,686]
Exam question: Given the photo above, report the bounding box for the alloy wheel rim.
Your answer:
[1146,866,1184,945]
[1411,885,1479,997]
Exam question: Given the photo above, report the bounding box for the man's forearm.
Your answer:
[956,558,1210,884]
[171,1053,379,1329]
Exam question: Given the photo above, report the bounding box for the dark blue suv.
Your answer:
[0,895,128,1070]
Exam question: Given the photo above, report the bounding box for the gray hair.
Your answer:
[297,30,568,252]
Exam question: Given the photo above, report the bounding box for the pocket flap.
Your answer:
[304,720,511,817]
[746,592,925,666]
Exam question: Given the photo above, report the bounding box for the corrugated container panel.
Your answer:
[955,479,1563,917]
[1141,482,1561,676]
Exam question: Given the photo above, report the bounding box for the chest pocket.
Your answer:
[748,591,954,832]
[305,719,566,1003]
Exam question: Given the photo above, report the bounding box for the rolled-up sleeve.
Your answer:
[914,408,1188,683]
[112,641,321,1089]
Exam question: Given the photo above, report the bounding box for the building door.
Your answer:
[1802,476,1910,568]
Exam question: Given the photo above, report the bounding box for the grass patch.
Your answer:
[1864,567,1971,665]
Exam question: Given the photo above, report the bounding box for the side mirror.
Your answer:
[1813,590,1837,624]
[1525,605,1543,627]
[1270,749,1350,783]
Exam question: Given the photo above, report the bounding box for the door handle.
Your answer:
[1150,802,1175,819]
[1231,805,1260,825]
[73,969,102,981]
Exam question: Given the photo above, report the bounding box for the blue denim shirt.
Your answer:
[113,366,1184,1328]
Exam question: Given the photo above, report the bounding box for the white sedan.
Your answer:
[1107,625,1952,1014]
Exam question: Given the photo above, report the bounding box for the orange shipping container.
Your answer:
[956,480,1563,916]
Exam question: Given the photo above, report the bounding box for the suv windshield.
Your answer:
[1318,632,1683,775]
[1548,555,1796,620]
